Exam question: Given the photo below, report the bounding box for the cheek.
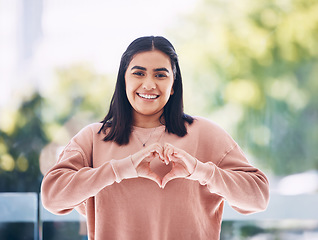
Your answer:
[126,87,134,102]
[125,80,134,95]
[125,84,133,103]
[165,83,174,96]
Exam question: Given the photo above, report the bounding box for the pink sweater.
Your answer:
[41,116,269,240]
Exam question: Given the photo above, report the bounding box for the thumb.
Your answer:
[161,170,177,189]
[143,171,162,188]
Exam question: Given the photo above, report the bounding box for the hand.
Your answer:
[161,143,197,188]
[131,143,165,188]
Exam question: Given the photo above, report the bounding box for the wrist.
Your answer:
[110,156,138,183]
[130,153,139,169]
[188,158,198,175]
[187,160,215,185]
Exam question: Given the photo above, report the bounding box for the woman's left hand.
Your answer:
[161,143,197,188]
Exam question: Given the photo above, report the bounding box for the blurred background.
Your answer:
[1,0,318,239]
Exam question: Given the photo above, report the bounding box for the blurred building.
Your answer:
[0,0,43,107]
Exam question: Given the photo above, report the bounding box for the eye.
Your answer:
[133,72,145,77]
[155,73,167,78]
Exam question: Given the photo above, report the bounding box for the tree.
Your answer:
[0,93,48,192]
[169,0,318,175]
[0,64,114,192]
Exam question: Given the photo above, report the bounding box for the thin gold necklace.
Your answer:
[135,126,165,147]
[135,127,158,147]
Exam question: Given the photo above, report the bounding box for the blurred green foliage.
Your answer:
[1,0,318,192]
[170,0,318,175]
[0,65,114,192]
[0,93,47,191]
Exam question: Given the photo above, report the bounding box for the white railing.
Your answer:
[223,192,318,220]
[0,193,38,239]
[1,192,318,239]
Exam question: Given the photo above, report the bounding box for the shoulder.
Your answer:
[190,116,228,134]
[75,122,103,136]
[71,122,103,146]
[188,116,237,146]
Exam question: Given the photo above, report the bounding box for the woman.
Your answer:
[41,36,269,240]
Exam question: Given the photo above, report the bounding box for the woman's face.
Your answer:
[125,50,174,126]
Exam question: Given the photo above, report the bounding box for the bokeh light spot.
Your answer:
[0,154,15,172]
[16,155,29,172]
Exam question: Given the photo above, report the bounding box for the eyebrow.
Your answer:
[131,66,170,73]
[154,67,170,73]
[131,66,146,71]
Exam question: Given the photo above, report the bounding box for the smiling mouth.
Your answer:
[137,93,159,99]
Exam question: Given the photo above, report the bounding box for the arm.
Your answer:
[41,125,165,215]
[41,146,138,215]
[162,143,269,214]
[188,144,269,214]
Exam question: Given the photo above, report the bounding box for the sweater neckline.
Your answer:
[131,125,166,147]
[132,125,166,133]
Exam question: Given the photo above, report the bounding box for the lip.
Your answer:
[137,93,160,100]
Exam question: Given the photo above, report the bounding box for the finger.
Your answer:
[165,143,181,157]
[142,144,163,162]
[163,143,170,160]
[136,162,162,188]
[131,150,149,168]
[143,172,162,188]
[162,171,177,188]
[154,145,165,162]
[167,151,178,165]
[164,142,180,153]
[141,146,157,159]
[163,143,174,164]
[164,153,170,165]
[146,143,162,158]
[147,144,165,165]
[174,152,196,174]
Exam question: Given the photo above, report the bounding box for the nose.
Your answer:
[142,77,156,90]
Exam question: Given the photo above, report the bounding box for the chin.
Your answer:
[135,108,163,117]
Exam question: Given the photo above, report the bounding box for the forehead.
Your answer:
[128,50,172,69]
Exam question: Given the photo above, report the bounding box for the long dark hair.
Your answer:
[98,36,194,145]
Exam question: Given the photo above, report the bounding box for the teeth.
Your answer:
[138,93,158,99]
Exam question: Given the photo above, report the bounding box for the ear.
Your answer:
[170,88,174,95]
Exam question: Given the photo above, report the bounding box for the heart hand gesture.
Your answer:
[162,143,197,188]
[130,143,197,188]
[131,143,165,188]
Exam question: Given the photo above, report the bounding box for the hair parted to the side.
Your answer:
[98,36,194,145]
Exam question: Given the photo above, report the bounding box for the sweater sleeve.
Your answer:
[41,127,138,215]
[187,144,269,214]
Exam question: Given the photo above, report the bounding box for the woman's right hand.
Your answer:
[131,143,167,188]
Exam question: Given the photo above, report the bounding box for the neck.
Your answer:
[133,112,165,128]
